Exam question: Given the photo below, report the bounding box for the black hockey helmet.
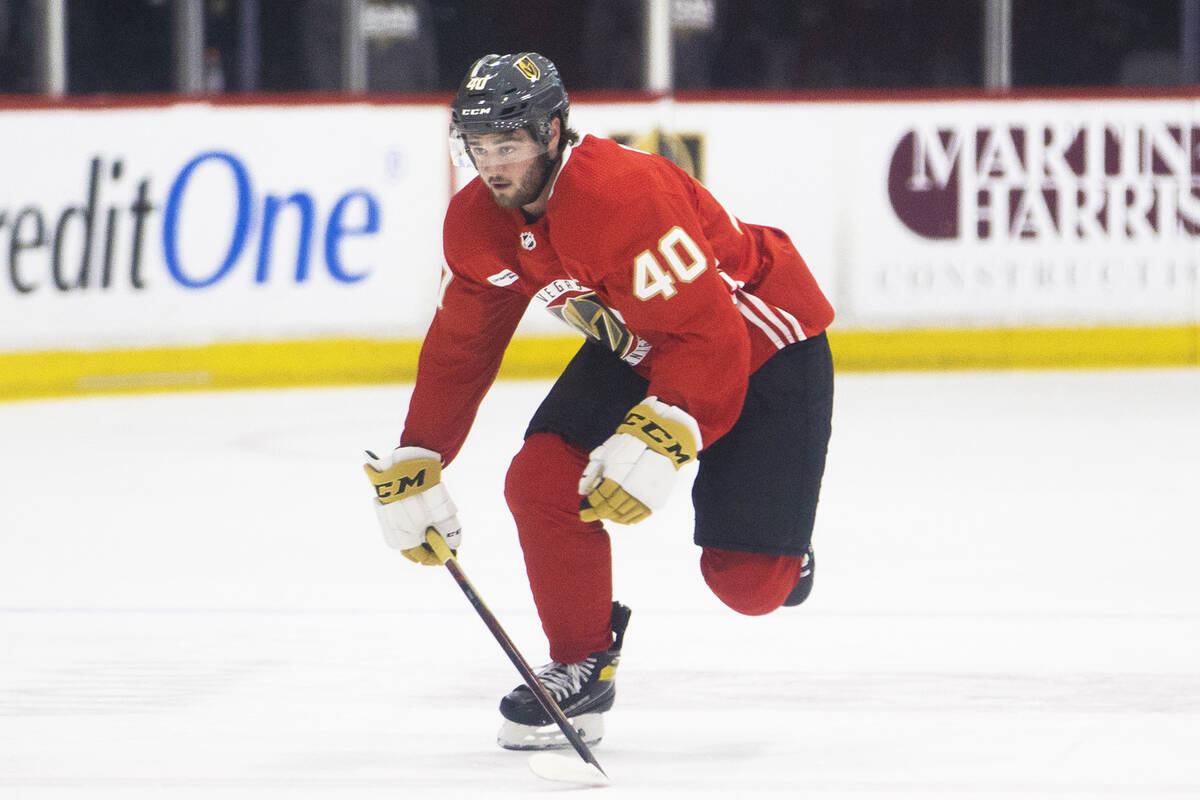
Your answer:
[450,53,569,166]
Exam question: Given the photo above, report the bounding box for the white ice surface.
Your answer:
[2,369,1199,799]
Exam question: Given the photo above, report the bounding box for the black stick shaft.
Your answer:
[427,532,606,775]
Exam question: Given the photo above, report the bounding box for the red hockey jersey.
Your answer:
[401,135,833,464]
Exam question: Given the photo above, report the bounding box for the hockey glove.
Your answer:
[363,446,462,565]
[578,396,702,525]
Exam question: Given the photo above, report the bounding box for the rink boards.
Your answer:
[2,91,1198,399]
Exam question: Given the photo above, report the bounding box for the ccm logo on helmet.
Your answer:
[461,108,492,116]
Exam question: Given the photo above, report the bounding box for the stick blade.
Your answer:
[528,753,611,786]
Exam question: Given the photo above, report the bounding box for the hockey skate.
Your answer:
[783,544,815,607]
[497,602,632,751]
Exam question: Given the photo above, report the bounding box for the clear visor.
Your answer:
[449,126,548,169]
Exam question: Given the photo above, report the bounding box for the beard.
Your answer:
[488,152,556,209]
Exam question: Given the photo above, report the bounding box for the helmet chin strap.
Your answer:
[527,119,565,200]
[521,152,558,218]
[519,141,571,221]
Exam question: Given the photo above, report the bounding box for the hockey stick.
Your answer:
[421,529,610,784]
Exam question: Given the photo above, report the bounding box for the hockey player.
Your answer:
[364,52,835,750]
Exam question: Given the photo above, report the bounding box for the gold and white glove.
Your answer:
[363,446,461,565]
[578,397,702,525]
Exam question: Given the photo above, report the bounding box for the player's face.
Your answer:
[467,131,553,209]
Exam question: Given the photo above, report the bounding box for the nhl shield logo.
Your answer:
[520,231,537,250]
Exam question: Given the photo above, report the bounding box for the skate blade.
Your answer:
[497,713,604,751]
[528,752,610,786]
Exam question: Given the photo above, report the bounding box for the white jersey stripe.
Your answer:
[739,290,799,346]
[774,305,808,342]
[721,269,808,351]
[736,301,787,349]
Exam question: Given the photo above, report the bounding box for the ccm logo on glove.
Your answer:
[619,404,697,467]
[363,447,462,565]
[370,456,441,501]
[579,397,702,525]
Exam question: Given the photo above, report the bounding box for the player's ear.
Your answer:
[548,116,562,158]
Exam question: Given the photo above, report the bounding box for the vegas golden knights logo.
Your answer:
[514,56,541,81]
[560,294,633,356]
[612,130,705,181]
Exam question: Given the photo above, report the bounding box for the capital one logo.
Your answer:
[888,121,1200,242]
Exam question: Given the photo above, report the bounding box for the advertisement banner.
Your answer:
[1,102,450,350]
[843,98,1200,327]
[2,94,1198,362]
